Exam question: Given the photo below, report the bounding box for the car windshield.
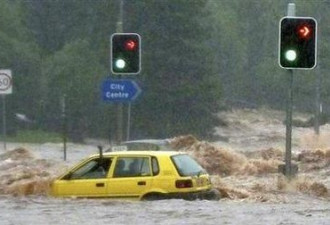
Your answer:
[171,154,205,176]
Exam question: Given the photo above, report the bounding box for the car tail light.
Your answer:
[175,179,193,188]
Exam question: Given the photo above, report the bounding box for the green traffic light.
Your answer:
[111,33,141,74]
[285,50,297,62]
[115,58,126,69]
[279,17,317,69]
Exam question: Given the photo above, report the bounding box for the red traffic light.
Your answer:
[297,25,312,39]
[124,39,138,51]
[279,17,317,69]
[111,33,141,74]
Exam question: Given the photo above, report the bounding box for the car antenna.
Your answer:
[98,145,103,161]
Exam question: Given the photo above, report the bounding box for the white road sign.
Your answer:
[0,69,12,95]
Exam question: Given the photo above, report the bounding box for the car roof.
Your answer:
[122,139,170,145]
[120,139,173,151]
[90,150,182,158]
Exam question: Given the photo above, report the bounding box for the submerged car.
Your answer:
[50,151,220,200]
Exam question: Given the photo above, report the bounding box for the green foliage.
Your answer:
[1,0,330,142]
[0,1,41,134]
[2,129,62,143]
[124,0,222,138]
[41,39,108,140]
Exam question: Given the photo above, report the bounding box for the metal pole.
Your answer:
[126,103,131,141]
[314,13,321,135]
[285,70,293,178]
[287,3,296,17]
[62,94,67,161]
[284,3,295,178]
[116,0,123,33]
[314,66,321,135]
[116,0,124,144]
[2,95,6,151]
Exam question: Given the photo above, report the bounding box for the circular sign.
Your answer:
[0,73,12,91]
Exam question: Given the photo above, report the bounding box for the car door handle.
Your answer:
[96,182,105,187]
[137,181,146,186]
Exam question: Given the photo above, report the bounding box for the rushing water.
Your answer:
[1,115,330,225]
[1,195,330,225]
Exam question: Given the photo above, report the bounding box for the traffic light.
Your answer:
[279,17,317,69]
[111,33,141,74]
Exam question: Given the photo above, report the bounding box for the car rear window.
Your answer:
[171,154,205,176]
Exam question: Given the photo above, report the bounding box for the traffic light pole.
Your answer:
[282,3,295,179]
[314,65,321,135]
[278,3,299,179]
[116,0,124,144]
[112,1,141,143]
[314,17,322,135]
[285,69,293,179]
[279,3,317,178]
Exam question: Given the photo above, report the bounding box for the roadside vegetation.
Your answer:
[0,1,329,142]
[1,130,62,143]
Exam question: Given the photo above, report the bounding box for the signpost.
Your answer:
[0,70,13,95]
[102,79,141,103]
[110,0,142,143]
[102,78,141,142]
[0,69,13,151]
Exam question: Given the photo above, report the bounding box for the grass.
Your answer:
[0,130,63,143]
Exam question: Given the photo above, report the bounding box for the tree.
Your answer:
[124,0,223,138]
[0,1,41,134]
[41,39,108,140]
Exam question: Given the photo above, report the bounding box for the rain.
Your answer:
[1,0,330,224]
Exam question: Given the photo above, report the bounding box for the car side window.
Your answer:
[66,157,112,180]
[151,157,159,176]
[113,157,151,177]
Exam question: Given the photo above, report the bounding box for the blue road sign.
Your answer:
[102,79,141,103]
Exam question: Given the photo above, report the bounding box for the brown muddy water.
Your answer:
[1,195,330,225]
[1,109,330,225]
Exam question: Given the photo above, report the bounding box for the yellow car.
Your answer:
[50,151,220,200]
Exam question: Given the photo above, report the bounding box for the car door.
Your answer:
[108,156,153,198]
[55,157,112,197]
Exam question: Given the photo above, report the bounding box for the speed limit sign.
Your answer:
[0,69,12,95]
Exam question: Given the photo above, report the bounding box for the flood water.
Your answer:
[0,141,329,225]
[1,195,330,225]
[1,109,330,225]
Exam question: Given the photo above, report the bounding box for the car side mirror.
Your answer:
[62,172,73,180]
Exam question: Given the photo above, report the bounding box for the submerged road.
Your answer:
[1,196,330,225]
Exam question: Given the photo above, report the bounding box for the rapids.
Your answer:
[0,108,330,224]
